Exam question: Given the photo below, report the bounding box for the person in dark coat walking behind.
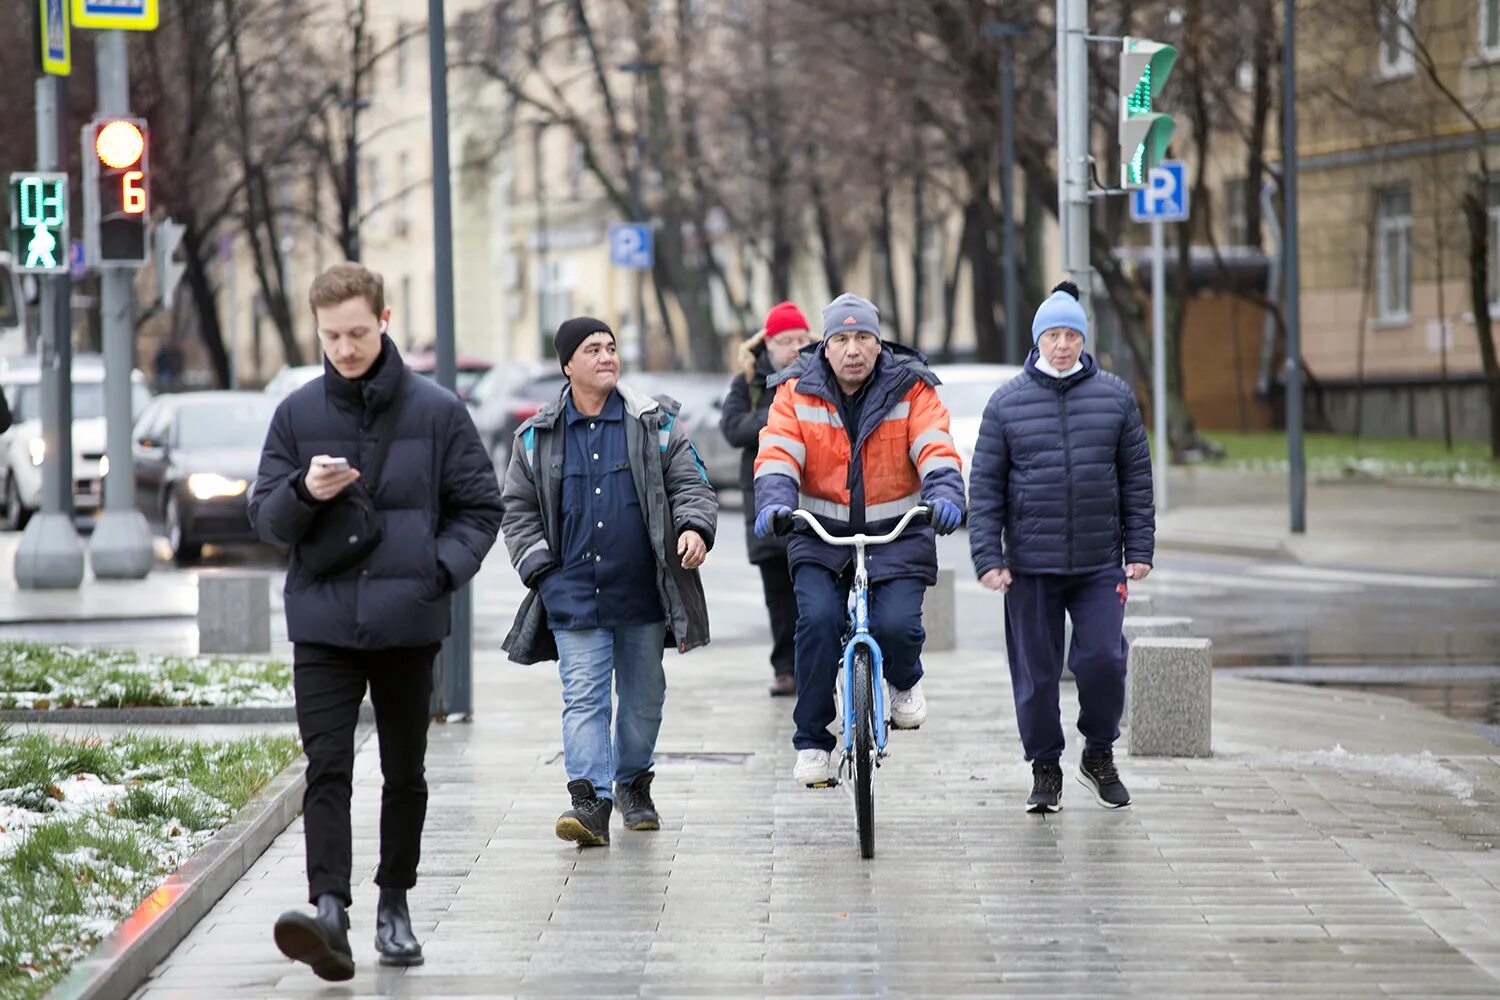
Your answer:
[968,281,1155,814]
[719,301,813,696]
[250,263,503,980]
[500,317,718,848]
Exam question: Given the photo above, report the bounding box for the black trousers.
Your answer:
[757,553,798,677]
[292,642,439,906]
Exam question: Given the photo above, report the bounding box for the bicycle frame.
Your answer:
[788,505,931,769]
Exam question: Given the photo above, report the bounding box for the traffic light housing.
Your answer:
[83,117,150,266]
[1119,36,1178,189]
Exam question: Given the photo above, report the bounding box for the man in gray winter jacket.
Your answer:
[500,317,717,848]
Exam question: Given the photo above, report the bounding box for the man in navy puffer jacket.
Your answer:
[968,281,1155,814]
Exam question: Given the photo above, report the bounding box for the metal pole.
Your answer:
[1055,1,1070,282]
[1000,36,1019,364]
[15,73,84,590]
[88,30,154,579]
[631,78,646,368]
[1058,0,1092,317]
[428,0,472,718]
[227,241,239,389]
[1283,0,1306,533]
[1151,218,1169,513]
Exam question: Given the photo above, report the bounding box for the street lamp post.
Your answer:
[620,59,659,367]
[982,21,1027,365]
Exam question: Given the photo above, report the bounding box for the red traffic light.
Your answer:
[95,121,145,170]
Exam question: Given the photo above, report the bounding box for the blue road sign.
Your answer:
[609,223,653,270]
[70,240,87,278]
[41,0,71,75]
[1130,160,1189,223]
[72,0,157,31]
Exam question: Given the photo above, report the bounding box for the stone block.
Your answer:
[1127,637,1212,757]
[923,569,956,652]
[1125,593,1153,617]
[198,573,271,654]
[1123,616,1194,641]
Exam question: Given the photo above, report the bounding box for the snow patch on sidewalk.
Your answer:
[1239,745,1477,804]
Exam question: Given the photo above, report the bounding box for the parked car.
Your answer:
[629,371,738,489]
[932,363,1025,485]
[469,363,568,471]
[0,355,152,530]
[262,364,321,398]
[132,391,280,563]
[405,351,494,404]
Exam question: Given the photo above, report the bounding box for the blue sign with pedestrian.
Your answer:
[1130,160,1189,223]
[609,223,653,270]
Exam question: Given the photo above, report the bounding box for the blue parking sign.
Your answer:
[609,223,653,270]
[1130,161,1189,223]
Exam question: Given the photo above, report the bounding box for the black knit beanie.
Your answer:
[554,317,615,373]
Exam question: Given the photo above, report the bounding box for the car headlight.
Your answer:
[27,438,45,467]
[187,473,248,500]
[98,455,109,478]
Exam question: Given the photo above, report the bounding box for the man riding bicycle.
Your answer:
[753,293,965,787]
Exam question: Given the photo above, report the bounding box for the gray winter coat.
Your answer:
[499,381,718,663]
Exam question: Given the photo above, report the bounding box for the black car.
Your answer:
[132,391,279,563]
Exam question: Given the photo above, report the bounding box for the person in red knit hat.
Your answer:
[719,302,815,695]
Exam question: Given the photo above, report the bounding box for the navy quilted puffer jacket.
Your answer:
[968,351,1155,576]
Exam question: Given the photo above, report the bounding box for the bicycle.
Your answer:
[774,503,933,859]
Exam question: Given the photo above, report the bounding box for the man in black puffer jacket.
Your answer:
[969,281,1155,815]
[250,263,502,980]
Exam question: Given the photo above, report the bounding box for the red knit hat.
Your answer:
[763,301,810,340]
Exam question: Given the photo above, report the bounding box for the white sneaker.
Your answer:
[889,681,927,729]
[793,748,833,787]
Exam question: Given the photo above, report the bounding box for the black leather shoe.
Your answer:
[555,779,611,846]
[374,888,424,966]
[615,771,660,831]
[274,893,355,981]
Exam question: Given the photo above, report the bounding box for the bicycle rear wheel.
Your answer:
[852,647,876,859]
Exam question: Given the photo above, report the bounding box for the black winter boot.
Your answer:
[615,771,660,831]
[374,888,424,966]
[274,893,355,981]
[555,779,611,846]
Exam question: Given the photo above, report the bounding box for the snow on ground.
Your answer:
[1237,744,1477,803]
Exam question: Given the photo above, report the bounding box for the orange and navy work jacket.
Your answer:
[753,344,965,583]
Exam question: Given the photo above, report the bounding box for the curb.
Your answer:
[1154,531,1291,561]
[0,613,196,627]
[0,704,371,725]
[49,723,372,1000]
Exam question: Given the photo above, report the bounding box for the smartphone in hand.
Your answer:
[313,456,351,472]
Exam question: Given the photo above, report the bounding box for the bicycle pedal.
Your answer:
[806,777,839,789]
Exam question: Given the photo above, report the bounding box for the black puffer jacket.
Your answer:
[249,337,504,649]
[968,350,1155,576]
[719,340,785,564]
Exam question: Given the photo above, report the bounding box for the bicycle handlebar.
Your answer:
[773,504,931,547]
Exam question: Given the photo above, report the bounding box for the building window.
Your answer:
[1379,0,1416,77]
[1376,186,1412,323]
[1226,178,1251,247]
[394,151,410,236]
[1483,0,1500,59]
[363,156,381,227]
[395,21,409,87]
[569,139,585,200]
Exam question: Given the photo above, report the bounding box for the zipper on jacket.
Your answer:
[1057,390,1076,571]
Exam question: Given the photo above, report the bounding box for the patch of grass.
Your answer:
[0,729,299,998]
[0,642,293,710]
[1200,431,1500,484]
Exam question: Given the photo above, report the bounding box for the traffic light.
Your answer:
[83,117,150,266]
[7,172,69,274]
[1118,36,1178,189]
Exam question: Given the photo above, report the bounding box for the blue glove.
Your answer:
[930,499,963,535]
[755,505,792,539]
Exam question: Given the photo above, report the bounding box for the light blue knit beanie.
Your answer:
[1030,285,1088,343]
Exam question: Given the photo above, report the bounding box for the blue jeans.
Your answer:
[555,621,668,799]
[791,567,926,752]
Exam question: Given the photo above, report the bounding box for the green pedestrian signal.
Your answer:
[1118,36,1178,190]
[7,172,70,275]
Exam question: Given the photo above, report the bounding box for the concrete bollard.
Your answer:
[924,569,956,652]
[1127,637,1213,757]
[1122,616,1193,642]
[198,572,271,655]
[1125,593,1153,617]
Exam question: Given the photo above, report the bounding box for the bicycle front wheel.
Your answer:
[852,646,876,859]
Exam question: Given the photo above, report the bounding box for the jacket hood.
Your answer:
[736,329,771,383]
[767,339,940,395]
[522,379,680,432]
